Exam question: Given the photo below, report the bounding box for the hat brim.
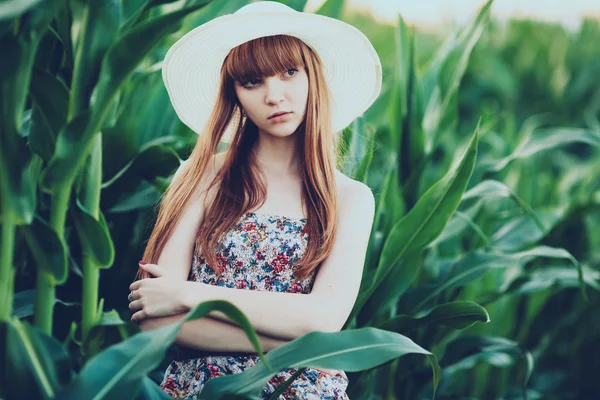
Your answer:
[162,10,382,139]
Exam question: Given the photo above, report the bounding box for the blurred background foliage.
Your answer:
[2,0,600,399]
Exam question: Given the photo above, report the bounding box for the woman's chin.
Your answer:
[259,125,301,139]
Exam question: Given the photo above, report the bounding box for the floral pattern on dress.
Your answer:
[160,212,349,399]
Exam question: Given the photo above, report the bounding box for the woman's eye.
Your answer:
[242,79,261,88]
[241,69,297,88]
[285,68,298,77]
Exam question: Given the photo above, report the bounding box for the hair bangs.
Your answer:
[224,35,307,84]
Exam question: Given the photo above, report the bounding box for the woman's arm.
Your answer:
[131,177,375,340]
[178,180,375,339]
[139,314,289,353]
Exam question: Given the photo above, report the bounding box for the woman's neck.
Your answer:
[254,131,301,176]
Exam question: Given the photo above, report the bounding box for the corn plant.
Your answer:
[2,0,599,399]
[336,3,600,399]
[0,0,442,398]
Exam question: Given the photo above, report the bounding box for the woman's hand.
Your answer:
[128,262,190,323]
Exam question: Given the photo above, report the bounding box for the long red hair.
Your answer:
[137,35,338,281]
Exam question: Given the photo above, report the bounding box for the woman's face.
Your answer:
[234,66,309,139]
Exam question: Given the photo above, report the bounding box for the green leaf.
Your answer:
[69,0,121,116]
[392,16,426,201]
[440,336,533,390]
[135,376,173,400]
[0,0,42,20]
[360,165,405,285]
[53,5,74,66]
[106,182,161,213]
[30,323,73,388]
[0,319,72,400]
[39,111,91,194]
[461,179,549,236]
[363,123,396,191]
[353,128,376,184]
[386,15,412,150]
[76,133,103,228]
[12,290,79,319]
[56,300,265,400]
[315,0,344,19]
[478,128,600,174]
[0,320,50,400]
[428,353,442,398]
[40,0,213,193]
[426,198,485,248]
[20,215,69,284]
[28,68,69,162]
[351,126,479,320]
[0,0,63,146]
[33,27,63,76]
[358,253,422,326]
[200,327,438,399]
[379,128,479,273]
[265,368,306,400]
[14,0,65,35]
[409,245,584,312]
[0,136,39,225]
[276,0,308,12]
[379,301,490,334]
[148,0,185,6]
[343,116,375,181]
[0,34,36,221]
[489,206,567,252]
[120,0,183,34]
[375,167,405,240]
[0,32,41,224]
[83,310,128,355]
[102,143,181,188]
[421,0,492,152]
[71,198,115,268]
[92,0,214,114]
[502,265,600,296]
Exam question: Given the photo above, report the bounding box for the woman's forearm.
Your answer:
[139,314,289,353]
[182,281,328,339]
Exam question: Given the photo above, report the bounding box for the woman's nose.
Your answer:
[264,78,285,104]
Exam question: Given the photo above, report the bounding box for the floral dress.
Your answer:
[160,212,349,399]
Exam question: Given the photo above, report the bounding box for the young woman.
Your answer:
[127,2,382,398]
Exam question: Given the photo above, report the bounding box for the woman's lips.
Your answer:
[268,112,292,122]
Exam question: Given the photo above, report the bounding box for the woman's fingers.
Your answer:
[129,299,143,313]
[139,262,166,277]
[129,297,149,323]
[130,289,141,301]
[128,264,173,324]
[129,276,154,291]
[131,309,146,323]
[129,263,168,294]
[127,289,140,303]
[129,280,142,291]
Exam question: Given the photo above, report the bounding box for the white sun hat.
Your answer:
[162,1,382,140]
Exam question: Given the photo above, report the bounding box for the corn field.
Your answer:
[1,0,599,399]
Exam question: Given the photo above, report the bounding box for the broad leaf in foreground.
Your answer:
[201,327,441,399]
[56,301,265,400]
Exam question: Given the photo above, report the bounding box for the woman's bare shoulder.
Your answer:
[174,152,227,181]
[172,152,228,204]
[334,170,375,214]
